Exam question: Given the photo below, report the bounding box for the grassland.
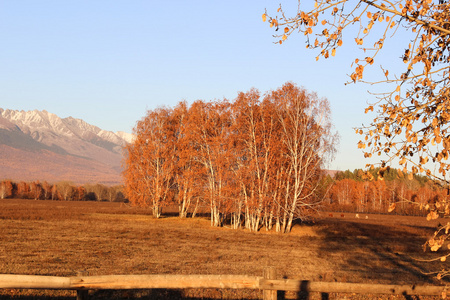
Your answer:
[0,199,447,299]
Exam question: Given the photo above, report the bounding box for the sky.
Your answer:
[0,1,411,171]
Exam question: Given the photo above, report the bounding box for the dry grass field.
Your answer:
[0,199,447,299]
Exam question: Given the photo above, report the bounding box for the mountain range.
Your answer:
[0,108,134,185]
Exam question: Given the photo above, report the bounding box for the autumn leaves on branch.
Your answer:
[263,0,450,278]
[123,83,338,233]
[264,0,450,183]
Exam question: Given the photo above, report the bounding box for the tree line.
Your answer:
[0,180,125,202]
[123,82,338,233]
[324,168,447,216]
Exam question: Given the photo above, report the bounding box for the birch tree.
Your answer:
[123,107,176,218]
[187,100,233,227]
[269,83,338,233]
[173,102,200,218]
[0,180,13,199]
[231,90,279,231]
[56,181,74,201]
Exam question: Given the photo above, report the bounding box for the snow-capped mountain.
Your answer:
[0,108,135,185]
[0,108,133,146]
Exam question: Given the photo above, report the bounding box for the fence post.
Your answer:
[263,267,277,300]
[76,271,88,300]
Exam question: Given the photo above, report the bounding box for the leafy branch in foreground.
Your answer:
[265,0,450,279]
[265,0,450,181]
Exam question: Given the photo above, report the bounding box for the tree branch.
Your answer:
[361,0,450,35]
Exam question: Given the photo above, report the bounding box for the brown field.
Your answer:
[0,199,447,299]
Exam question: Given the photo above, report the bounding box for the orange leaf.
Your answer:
[355,38,363,45]
[427,211,439,221]
[388,203,396,212]
[432,118,438,127]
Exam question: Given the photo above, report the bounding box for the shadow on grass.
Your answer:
[314,217,446,286]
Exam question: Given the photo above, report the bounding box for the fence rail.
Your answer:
[0,268,447,300]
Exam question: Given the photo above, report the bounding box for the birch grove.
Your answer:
[123,82,338,232]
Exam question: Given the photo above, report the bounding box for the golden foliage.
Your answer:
[123,83,338,233]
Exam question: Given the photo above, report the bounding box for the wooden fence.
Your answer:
[0,268,447,299]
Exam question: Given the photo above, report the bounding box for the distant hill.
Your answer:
[0,109,134,185]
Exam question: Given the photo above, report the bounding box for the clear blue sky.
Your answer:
[0,1,409,171]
